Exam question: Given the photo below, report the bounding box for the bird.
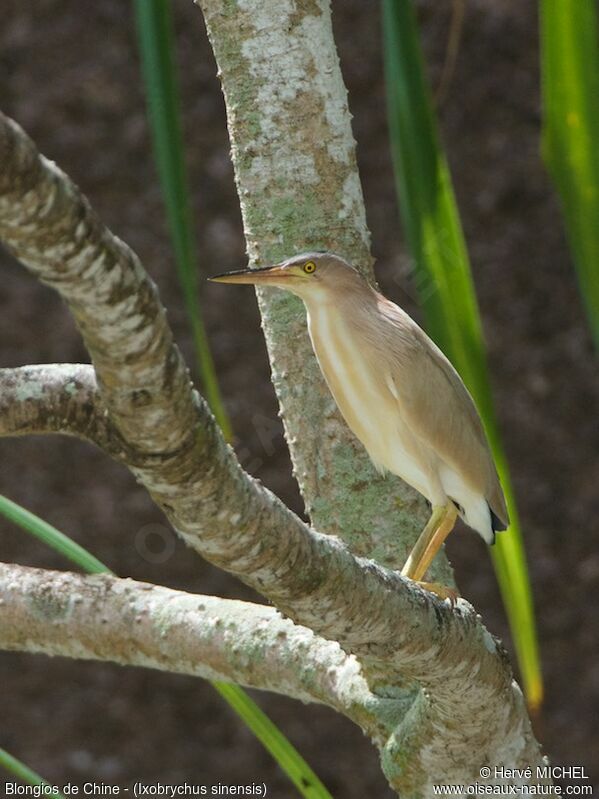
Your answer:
[209,252,508,600]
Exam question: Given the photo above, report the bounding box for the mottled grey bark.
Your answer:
[196,0,451,581]
[0,104,550,797]
[0,364,121,455]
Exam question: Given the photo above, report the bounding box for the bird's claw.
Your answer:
[416,581,460,606]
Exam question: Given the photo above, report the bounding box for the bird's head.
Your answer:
[209,252,364,302]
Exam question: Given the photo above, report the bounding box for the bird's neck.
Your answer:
[301,281,379,318]
[304,289,379,374]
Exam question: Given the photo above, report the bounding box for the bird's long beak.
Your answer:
[208,264,287,285]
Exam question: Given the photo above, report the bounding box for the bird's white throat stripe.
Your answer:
[309,308,374,416]
[308,306,385,445]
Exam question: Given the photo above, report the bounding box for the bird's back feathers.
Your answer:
[372,295,509,530]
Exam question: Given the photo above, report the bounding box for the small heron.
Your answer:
[210,252,508,600]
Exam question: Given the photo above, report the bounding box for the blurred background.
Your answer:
[1,0,598,795]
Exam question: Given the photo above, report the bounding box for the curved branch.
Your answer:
[0,562,391,741]
[0,364,124,456]
[0,114,196,460]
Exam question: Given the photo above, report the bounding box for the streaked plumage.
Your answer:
[210,252,508,595]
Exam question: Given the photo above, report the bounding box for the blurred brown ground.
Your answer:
[1,1,598,795]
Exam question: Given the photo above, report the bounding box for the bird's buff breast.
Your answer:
[306,305,429,493]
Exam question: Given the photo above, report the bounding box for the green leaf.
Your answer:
[0,495,332,798]
[214,683,333,799]
[540,0,599,350]
[0,494,109,575]
[133,0,232,439]
[0,746,65,799]
[382,0,543,709]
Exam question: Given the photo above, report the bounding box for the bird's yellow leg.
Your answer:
[401,502,458,594]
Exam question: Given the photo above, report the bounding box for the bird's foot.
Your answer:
[416,581,460,606]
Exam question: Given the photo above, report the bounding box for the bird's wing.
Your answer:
[382,307,508,527]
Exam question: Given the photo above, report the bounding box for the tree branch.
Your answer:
[0,364,124,456]
[0,562,391,740]
[0,113,196,460]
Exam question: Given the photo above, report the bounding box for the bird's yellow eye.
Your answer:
[303,261,316,274]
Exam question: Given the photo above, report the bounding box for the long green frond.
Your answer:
[540,0,599,349]
[0,747,65,799]
[0,494,109,574]
[382,0,543,709]
[214,683,333,799]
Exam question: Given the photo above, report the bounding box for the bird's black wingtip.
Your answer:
[490,509,508,533]
[489,507,508,546]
